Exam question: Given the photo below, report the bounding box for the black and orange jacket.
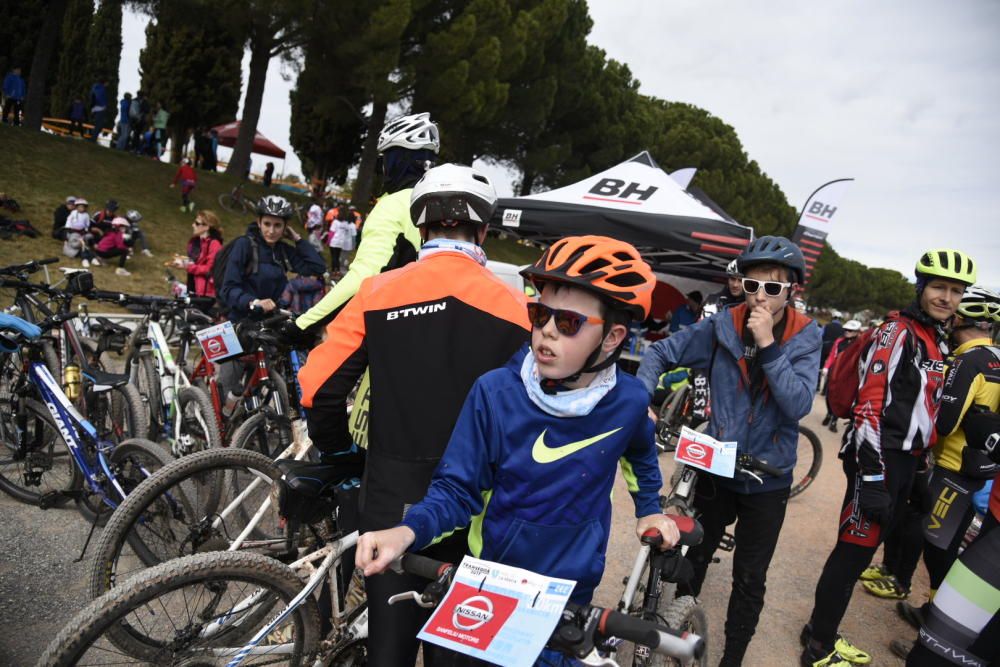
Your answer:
[298,249,530,531]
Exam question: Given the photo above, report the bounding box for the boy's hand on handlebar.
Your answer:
[250,298,277,313]
[356,526,417,577]
[636,513,680,550]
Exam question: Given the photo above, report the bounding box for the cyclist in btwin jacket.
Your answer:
[298,165,530,667]
[638,235,821,667]
[803,249,978,667]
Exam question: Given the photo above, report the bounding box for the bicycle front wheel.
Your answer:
[789,425,823,499]
[172,385,223,454]
[0,398,80,505]
[89,447,285,600]
[218,192,247,215]
[655,596,708,666]
[75,437,173,525]
[44,550,321,666]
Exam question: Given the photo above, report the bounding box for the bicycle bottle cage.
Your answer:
[275,459,362,529]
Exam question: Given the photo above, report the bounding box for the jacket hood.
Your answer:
[715,303,817,387]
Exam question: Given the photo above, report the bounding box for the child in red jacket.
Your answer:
[170,158,198,212]
[94,217,133,276]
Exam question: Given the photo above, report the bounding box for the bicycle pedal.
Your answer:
[718,532,735,552]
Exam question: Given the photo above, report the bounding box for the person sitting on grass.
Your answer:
[62,198,99,267]
[356,235,680,667]
[94,216,134,276]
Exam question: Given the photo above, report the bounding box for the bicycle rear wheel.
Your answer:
[789,425,823,499]
[218,192,247,215]
[0,398,80,505]
[44,551,321,666]
[89,447,285,600]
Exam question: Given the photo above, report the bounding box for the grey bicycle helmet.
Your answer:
[256,195,295,220]
[737,235,806,284]
[125,209,142,223]
[377,112,440,154]
[409,164,497,226]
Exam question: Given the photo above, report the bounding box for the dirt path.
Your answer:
[1,395,925,665]
[597,394,925,666]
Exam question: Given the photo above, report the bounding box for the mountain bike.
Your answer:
[654,384,822,498]
[58,450,367,665]
[0,314,171,528]
[89,289,221,455]
[218,182,250,215]
[0,270,149,448]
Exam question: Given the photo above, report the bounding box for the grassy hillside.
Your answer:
[0,125,539,299]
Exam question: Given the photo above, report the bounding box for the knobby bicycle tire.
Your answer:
[789,425,823,499]
[74,437,173,525]
[231,409,294,461]
[88,447,284,600]
[128,351,160,439]
[174,385,223,454]
[0,398,80,505]
[44,550,321,666]
[655,596,708,667]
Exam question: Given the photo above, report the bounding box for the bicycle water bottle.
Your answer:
[64,363,81,400]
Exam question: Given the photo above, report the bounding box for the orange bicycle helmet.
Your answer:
[520,236,655,320]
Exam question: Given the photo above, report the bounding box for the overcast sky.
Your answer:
[119,1,1000,286]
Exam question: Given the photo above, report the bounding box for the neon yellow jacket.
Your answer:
[295,189,421,331]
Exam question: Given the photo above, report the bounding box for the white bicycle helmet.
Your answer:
[125,209,142,223]
[726,259,740,277]
[843,319,862,332]
[257,195,295,220]
[377,112,440,154]
[409,163,497,226]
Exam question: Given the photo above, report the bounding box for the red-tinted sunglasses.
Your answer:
[527,302,604,336]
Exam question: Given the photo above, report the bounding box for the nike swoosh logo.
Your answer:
[531,428,623,464]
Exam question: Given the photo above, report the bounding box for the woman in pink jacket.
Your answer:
[173,210,223,297]
[94,217,133,276]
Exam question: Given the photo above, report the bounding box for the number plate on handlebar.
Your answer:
[675,426,737,478]
[417,556,576,667]
[195,321,244,362]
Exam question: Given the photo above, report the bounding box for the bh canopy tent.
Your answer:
[491,152,753,282]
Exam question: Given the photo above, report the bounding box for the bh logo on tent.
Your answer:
[586,178,659,204]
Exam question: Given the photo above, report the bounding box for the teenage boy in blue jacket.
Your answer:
[637,236,821,667]
[357,236,680,662]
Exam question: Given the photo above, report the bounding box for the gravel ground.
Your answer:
[2,395,926,665]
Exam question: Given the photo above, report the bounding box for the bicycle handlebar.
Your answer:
[737,454,783,478]
[397,553,705,663]
[89,289,214,310]
[0,257,59,276]
[641,514,703,548]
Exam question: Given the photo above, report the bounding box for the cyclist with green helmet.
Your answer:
[802,249,978,667]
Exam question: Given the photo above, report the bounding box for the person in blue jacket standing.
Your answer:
[89,79,109,142]
[637,235,821,667]
[115,92,132,150]
[2,66,26,126]
[357,236,680,666]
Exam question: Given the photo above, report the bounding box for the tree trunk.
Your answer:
[518,168,536,196]
[170,127,187,163]
[352,97,388,213]
[225,32,272,176]
[23,0,69,131]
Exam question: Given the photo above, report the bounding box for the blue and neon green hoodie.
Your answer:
[401,345,662,604]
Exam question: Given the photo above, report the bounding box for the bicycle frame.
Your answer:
[28,361,128,509]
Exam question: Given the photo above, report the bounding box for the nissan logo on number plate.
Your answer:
[685,443,707,461]
[453,596,494,631]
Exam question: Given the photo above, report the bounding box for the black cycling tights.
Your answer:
[907,513,999,667]
[808,450,918,650]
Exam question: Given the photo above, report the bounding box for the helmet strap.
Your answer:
[538,327,626,395]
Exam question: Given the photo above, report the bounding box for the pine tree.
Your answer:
[85,0,123,110]
[138,3,243,162]
[49,0,94,118]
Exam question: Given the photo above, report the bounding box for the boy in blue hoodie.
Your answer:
[637,236,821,667]
[357,236,680,660]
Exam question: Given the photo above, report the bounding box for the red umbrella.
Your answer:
[210,121,286,159]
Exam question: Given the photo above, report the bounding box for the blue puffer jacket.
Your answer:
[638,304,821,493]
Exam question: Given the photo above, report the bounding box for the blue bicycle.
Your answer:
[0,313,172,526]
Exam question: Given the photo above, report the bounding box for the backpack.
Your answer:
[211,234,293,308]
[825,331,872,419]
